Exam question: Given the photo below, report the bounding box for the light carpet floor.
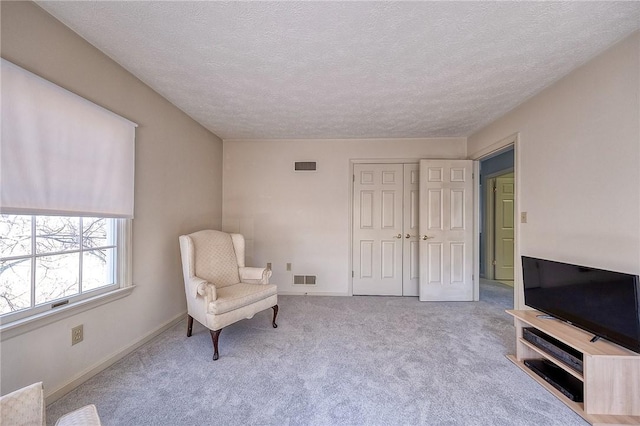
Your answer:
[47,281,586,425]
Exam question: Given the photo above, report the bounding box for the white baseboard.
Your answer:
[45,311,187,404]
[278,291,349,297]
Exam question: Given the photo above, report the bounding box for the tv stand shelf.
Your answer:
[507,309,640,426]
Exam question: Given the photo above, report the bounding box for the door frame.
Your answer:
[348,158,421,296]
[469,133,522,309]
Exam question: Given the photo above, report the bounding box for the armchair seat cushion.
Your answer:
[210,283,277,315]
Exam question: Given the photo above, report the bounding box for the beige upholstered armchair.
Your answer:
[179,230,278,360]
[0,382,101,426]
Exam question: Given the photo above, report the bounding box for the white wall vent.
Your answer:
[293,275,317,285]
[294,161,317,171]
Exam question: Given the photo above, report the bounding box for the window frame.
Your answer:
[0,217,133,340]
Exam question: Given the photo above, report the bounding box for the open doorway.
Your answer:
[479,147,515,308]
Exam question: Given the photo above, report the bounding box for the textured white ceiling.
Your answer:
[37,1,640,140]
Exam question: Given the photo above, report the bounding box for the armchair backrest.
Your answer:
[0,382,45,426]
[185,230,241,288]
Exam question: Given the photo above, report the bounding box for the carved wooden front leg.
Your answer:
[210,329,222,361]
[187,315,194,337]
[272,305,279,328]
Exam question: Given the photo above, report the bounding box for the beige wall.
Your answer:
[0,2,223,398]
[4,0,638,402]
[222,138,466,295]
[468,32,640,308]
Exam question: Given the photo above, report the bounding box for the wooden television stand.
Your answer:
[506,309,640,425]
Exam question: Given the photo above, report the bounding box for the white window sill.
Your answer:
[0,286,135,342]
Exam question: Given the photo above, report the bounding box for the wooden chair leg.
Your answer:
[272,305,279,328]
[187,315,194,337]
[210,329,222,361]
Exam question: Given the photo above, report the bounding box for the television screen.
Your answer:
[522,256,640,354]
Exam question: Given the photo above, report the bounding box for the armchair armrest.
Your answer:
[55,404,101,426]
[187,276,217,301]
[239,267,272,284]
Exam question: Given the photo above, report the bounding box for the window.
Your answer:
[0,215,129,322]
[0,59,136,330]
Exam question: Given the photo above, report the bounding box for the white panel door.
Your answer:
[402,164,420,296]
[353,164,403,295]
[419,160,474,301]
[495,173,515,281]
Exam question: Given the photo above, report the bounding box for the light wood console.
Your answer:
[507,309,640,425]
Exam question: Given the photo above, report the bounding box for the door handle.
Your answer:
[405,234,416,239]
[421,235,434,240]
[395,233,402,239]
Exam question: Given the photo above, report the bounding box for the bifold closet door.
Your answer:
[419,160,474,301]
[402,164,420,296]
[352,164,403,296]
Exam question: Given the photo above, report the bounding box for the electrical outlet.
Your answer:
[521,212,528,223]
[71,325,83,345]
[286,263,292,271]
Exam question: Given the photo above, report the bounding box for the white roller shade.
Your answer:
[1,59,136,218]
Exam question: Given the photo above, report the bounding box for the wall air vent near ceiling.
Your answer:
[294,161,317,172]
[293,275,317,285]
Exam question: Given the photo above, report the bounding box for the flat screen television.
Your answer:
[522,256,640,354]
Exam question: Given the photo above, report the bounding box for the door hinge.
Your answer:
[353,174,355,182]
[492,259,497,266]
[352,271,354,277]
[493,186,497,193]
